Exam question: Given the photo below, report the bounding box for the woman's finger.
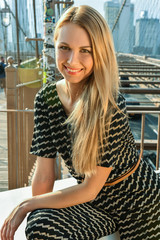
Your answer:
[5,222,10,240]
[1,220,8,240]
[8,224,15,240]
[1,220,16,240]
[0,204,26,240]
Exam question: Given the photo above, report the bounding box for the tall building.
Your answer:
[0,0,44,57]
[9,0,30,53]
[134,11,160,56]
[104,0,134,54]
[104,1,119,50]
[118,0,134,53]
[104,0,119,31]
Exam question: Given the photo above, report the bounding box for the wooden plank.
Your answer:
[135,139,157,150]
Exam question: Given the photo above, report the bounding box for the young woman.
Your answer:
[1,5,160,240]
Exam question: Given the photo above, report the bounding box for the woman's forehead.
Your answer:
[56,23,92,47]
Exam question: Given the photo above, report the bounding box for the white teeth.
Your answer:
[66,67,81,72]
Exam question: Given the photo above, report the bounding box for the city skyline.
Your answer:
[74,0,160,24]
[1,0,160,29]
[131,0,160,22]
[75,0,160,56]
[0,0,160,58]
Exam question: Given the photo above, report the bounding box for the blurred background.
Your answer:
[0,0,44,66]
[0,0,160,65]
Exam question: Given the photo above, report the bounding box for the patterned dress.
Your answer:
[26,83,160,240]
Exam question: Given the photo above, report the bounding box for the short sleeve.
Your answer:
[30,88,57,158]
[99,94,132,168]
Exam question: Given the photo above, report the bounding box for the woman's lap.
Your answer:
[25,203,117,240]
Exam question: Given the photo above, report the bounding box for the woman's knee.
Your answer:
[25,209,49,239]
[25,210,37,239]
[25,208,70,240]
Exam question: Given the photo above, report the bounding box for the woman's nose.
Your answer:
[67,51,79,64]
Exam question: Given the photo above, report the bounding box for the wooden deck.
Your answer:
[0,89,8,191]
[0,89,70,192]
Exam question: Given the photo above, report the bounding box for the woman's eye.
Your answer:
[80,49,91,53]
[59,46,70,50]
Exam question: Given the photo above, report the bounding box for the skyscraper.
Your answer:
[104,0,119,31]
[104,1,119,50]
[0,0,44,57]
[118,0,134,53]
[104,0,134,54]
[134,11,160,56]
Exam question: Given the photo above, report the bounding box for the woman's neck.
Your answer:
[56,79,85,116]
[65,80,84,105]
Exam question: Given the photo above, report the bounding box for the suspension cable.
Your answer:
[112,0,127,32]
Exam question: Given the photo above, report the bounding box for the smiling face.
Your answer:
[55,22,94,85]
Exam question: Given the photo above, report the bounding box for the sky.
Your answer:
[131,0,160,22]
[74,0,160,23]
[74,0,105,16]
[1,0,160,22]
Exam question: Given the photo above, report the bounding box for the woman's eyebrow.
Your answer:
[80,46,92,49]
[58,42,92,49]
[58,42,69,45]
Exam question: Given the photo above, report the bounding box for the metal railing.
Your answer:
[126,108,160,171]
[0,107,159,191]
[118,53,160,173]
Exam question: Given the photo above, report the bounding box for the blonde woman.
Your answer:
[1,5,160,240]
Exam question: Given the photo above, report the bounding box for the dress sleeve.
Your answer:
[30,88,57,158]
[99,94,132,168]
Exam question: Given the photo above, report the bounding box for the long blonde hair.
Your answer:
[54,5,120,176]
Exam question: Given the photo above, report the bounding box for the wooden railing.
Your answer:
[1,56,160,190]
[3,64,42,189]
[1,107,159,190]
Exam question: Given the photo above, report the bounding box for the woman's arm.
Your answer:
[27,165,112,210]
[0,166,112,239]
[32,156,56,196]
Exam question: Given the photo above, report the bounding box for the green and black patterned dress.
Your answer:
[26,83,160,240]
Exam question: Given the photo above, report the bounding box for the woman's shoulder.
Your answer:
[35,81,58,105]
[37,81,56,96]
[36,82,56,100]
[111,93,127,122]
[116,92,126,110]
[37,80,65,97]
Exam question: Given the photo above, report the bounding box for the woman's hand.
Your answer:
[0,202,27,240]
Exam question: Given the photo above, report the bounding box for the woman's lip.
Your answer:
[64,65,83,73]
